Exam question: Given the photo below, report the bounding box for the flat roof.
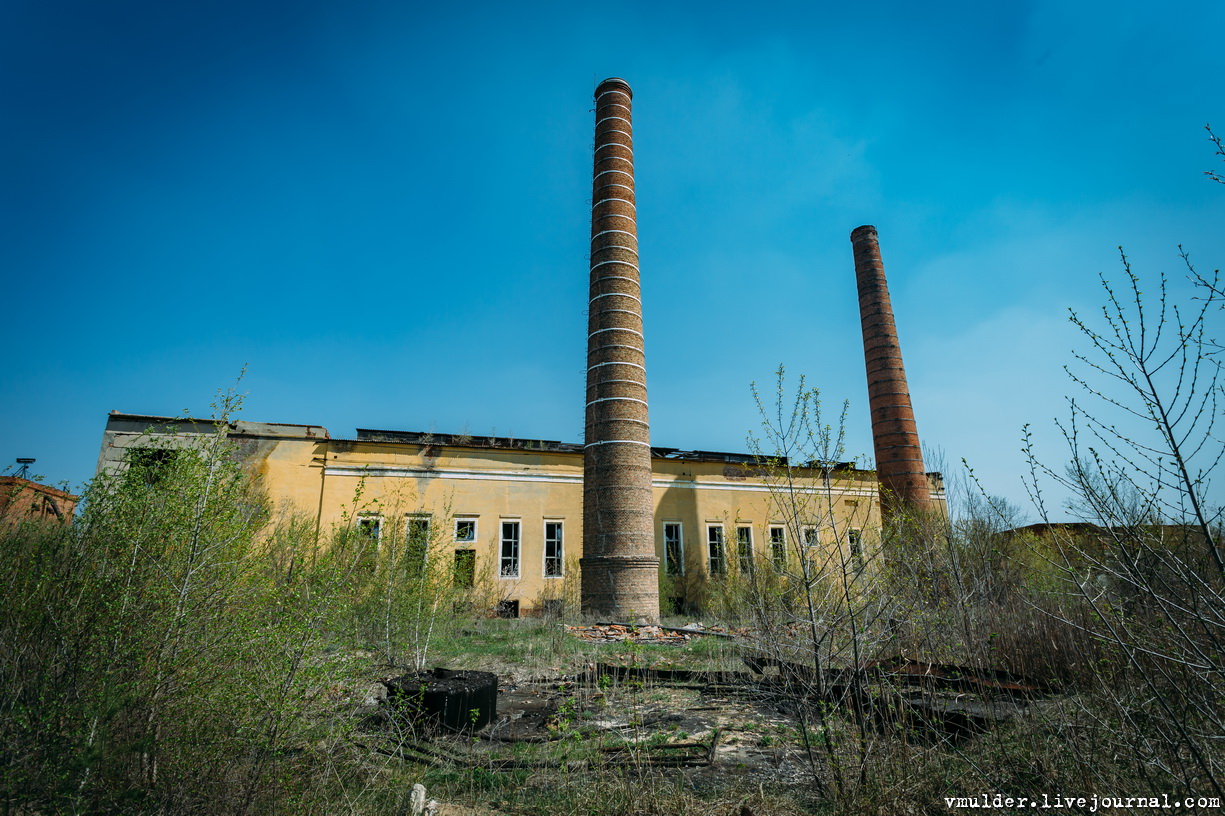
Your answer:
[108,414,940,478]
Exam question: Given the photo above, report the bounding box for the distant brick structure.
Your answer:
[0,476,78,526]
[581,78,660,623]
[851,225,933,523]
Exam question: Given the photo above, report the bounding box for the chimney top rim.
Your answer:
[851,225,878,240]
[596,77,633,98]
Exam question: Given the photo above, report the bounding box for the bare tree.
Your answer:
[1024,245,1225,798]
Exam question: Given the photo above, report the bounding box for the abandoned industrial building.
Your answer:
[94,78,946,619]
[95,413,945,617]
[0,475,78,527]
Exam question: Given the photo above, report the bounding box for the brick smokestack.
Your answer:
[851,225,934,522]
[581,78,660,623]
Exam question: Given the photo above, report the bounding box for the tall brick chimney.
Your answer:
[851,225,933,523]
[580,78,660,623]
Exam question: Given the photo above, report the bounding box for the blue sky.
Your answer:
[4,0,1223,520]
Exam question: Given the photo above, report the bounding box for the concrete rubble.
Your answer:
[564,622,742,644]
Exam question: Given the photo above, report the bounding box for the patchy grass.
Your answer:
[426,616,748,678]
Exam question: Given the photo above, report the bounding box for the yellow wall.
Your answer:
[98,415,945,614]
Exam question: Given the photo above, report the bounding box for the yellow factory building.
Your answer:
[96,412,945,616]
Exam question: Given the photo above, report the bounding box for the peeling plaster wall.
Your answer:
[96,414,943,615]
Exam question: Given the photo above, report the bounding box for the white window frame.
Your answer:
[357,514,383,543]
[707,524,726,576]
[500,519,521,579]
[769,525,787,568]
[454,517,478,543]
[802,526,819,548]
[543,520,564,578]
[736,525,754,574]
[406,513,431,538]
[663,521,684,576]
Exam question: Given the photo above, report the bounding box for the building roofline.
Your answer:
[351,427,908,475]
[106,415,940,481]
[106,412,330,440]
[353,428,583,453]
[108,411,215,425]
[0,476,80,501]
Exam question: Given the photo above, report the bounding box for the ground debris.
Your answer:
[565,621,744,644]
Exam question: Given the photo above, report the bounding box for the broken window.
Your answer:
[406,514,431,572]
[357,515,383,543]
[126,447,178,485]
[500,520,520,578]
[803,526,819,548]
[454,549,476,588]
[664,522,684,576]
[544,521,564,577]
[737,526,754,575]
[455,518,477,543]
[707,525,726,576]
[769,525,787,569]
[849,529,863,572]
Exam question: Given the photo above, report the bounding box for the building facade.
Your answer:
[96,411,945,615]
[0,476,79,526]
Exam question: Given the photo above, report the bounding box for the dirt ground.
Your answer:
[362,623,1057,814]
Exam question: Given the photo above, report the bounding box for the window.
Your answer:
[736,526,754,574]
[769,525,787,569]
[500,520,521,578]
[454,549,476,588]
[664,522,684,576]
[406,514,430,543]
[127,447,178,485]
[406,514,431,572]
[544,521,564,577]
[803,526,819,548]
[357,515,382,543]
[849,529,863,572]
[707,524,726,576]
[455,518,477,543]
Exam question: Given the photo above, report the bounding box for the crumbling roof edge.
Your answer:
[106,412,330,440]
[0,476,80,501]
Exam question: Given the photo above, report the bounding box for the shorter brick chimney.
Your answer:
[851,225,933,523]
